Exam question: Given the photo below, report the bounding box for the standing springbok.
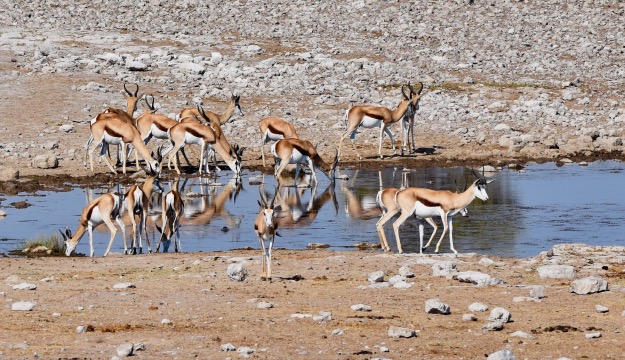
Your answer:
[195,106,245,173]
[259,117,300,167]
[391,170,493,254]
[59,192,126,257]
[177,92,244,125]
[155,186,184,253]
[85,83,142,166]
[164,119,242,176]
[86,118,161,176]
[376,186,467,253]
[271,138,338,186]
[338,82,423,160]
[254,185,280,281]
[124,176,164,254]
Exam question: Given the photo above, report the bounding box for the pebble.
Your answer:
[257,301,274,309]
[331,328,345,335]
[468,302,488,312]
[11,301,35,311]
[116,343,134,357]
[510,331,534,339]
[462,314,477,322]
[595,305,609,313]
[227,262,248,281]
[367,270,385,284]
[12,283,37,290]
[161,319,172,326]
[112,283,136,289]
[221,343,236,351]
[488,307,512,323]
[585,332,602,339]
[425,299,451,315]
[351,304,372,312]
[388,326,418,338]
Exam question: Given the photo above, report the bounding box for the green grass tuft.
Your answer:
[18,234,65,256]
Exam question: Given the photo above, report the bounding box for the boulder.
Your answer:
[425,299,451,315]
[537,265,576,279]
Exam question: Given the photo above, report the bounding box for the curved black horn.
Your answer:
[58,229,67,241]
[401,84,410,100]
[124,83,139,97]
[415,82,424,95]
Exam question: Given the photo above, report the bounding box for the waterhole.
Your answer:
[1,161,624,258]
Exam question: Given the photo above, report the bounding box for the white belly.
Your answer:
[265,130,284,141]
[411,202,443,219]
[359,116,382,129]
[103,131,123,145]
[288,148,309,164]
[88,207,105,227]
[184,133,203,146]
[151,124,170,139]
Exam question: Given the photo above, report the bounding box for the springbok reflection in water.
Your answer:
[272,175,338,229]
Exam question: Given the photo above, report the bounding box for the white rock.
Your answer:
[59,124,75,133]
[425,299,450,315]
[453,271,504,286]
[488,307,512,323]
[537,265,576,279]
[368,270,385,283]
[571,276,608,295]
[351,304,372,312]
[161,319,172,325]
[116,343,134,357]
[257,301,274,309]
[12,282,37,290]
[462,314,477,321]
[227,262,248,281]
[388,326,417,338]
[11,301,35,311]
[76,326,87,333]
[468,302,489,312]
[510,331,534,339]
[398,266,415,278]
[483,321,505,332]
[113,282,136,289]
[487,348,516,360]
[595,305,609,313]
[530,285,545,299]
[585,332,602,339]
[332,328,345,335]
[221,343,236,351]
[432,261,457,277]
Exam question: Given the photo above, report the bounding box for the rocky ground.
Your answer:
[1,244,625,359]
[1,1,625,358]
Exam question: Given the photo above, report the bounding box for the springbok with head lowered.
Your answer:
[254,185,280,281]
[391,169,493,254]
[59,192,126,257]
[259,117,300,167]
[271,138,338,186]
[155,185,184,253]
[124,176,164,254]
[338,82,423,160]
[86,118,161,176]
[164,115,242,176]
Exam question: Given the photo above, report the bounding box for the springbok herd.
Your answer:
[60,83,493,281]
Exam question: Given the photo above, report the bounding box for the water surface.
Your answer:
[1,161,624,258]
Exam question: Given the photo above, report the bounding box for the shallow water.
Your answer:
[1,161,624,258]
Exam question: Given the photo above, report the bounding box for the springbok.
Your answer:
[155,186,184,253]
[124,176,164,254]
[254,185,280,281]
[194,106,245,173]
[391,170,493,254]
[59,192,126,257]
[85,83,142,166]
[271,138,338,186]
[274,182,338,229]
[164,119,242,176]
[178,92,243,125]
[338,82,423,160]
[258,117,300,167]
[86,118,161,175]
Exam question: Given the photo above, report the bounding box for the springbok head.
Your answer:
[258,185,279,229]
[142,95,158,114]
[471,168,496,201]
[58,227,76,256]
[231,92,244,117]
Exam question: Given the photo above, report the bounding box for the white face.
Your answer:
[263,208,274,228]
[65,241,76,256]
[235,103,244,117]
[474,182,489,201]
[459,207,468,217]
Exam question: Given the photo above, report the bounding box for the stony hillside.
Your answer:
[0,0,624,176]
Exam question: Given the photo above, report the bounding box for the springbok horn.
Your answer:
[401,84,409,100]
[58,229,67,241]
[123,83,133,96]
[416,81,424,95]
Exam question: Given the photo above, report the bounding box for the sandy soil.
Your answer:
[1,246,624,359]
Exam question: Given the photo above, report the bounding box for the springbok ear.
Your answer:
[486,179,496,184]
[65,227,72,239]
[257,200,264,208]
[59,229,67,241]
